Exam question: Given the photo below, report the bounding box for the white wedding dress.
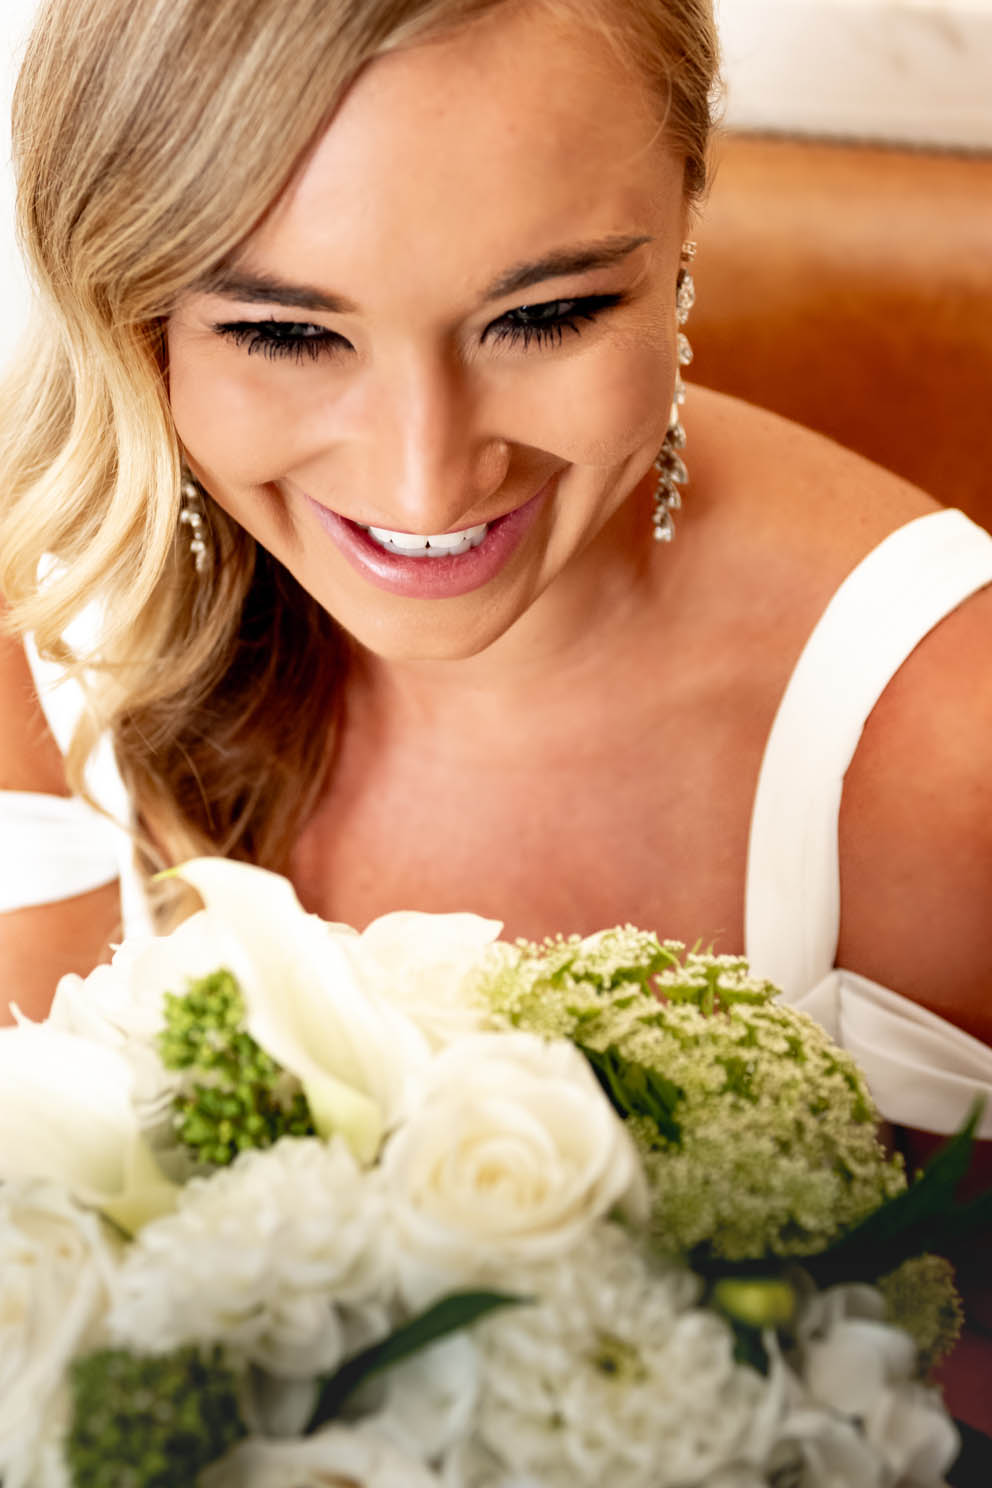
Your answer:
[4,508,992,1137]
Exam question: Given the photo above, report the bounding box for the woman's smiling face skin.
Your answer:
[167,2,688,663]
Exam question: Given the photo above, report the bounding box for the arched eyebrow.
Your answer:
[482,234,652,299]
[194,234,652,314]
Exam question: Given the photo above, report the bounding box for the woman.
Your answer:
[1,0,991,1454]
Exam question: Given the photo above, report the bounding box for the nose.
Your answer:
[376,352,510,533]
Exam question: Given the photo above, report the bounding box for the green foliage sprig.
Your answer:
[158,969,315,1166]
[67,1345,247,1488]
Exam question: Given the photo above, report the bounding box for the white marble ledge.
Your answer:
[717,0,992,151]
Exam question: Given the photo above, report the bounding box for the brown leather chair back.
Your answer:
[691,135,992,528]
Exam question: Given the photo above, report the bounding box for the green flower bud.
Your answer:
[711,1277,797,1329]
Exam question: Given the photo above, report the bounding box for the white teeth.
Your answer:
[364,522,489,558]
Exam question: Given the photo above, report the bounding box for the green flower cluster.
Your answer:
[158,968,314,1166]
[67,1345,246,1488]
[473,929,906,1260]
[878,1254,963,1375]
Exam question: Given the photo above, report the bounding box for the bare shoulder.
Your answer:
[685,387,938,578]
[687,391,992,1037]
[836,582,992,1042]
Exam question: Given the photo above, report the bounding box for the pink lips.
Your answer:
[303,481,552,599]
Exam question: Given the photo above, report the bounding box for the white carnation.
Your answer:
[200,1423,445,1488]
[461,1221,772,1488]
[382,1032,647,1301]
[0,1180,119,1488]
[108,1137,391,1377]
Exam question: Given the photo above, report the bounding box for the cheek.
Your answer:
[167,324,326,487]
[500,326,675,472]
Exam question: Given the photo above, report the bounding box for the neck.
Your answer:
[346,471,669,729]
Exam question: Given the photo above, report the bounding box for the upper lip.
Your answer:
[298,474,555,534]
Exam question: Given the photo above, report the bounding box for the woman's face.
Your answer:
[167,2,688,661]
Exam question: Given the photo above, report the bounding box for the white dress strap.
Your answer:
[745,509,992,998]
[0,791,121,911]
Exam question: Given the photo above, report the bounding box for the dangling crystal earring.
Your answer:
[179,467,211,575]
[652,242,696,543]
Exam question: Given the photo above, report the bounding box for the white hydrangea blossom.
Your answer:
[459,1221,775,1488]
[0,1180,119,1488]
[108,1136,392,1377]
[787,1285,960,1486]
[200,1423,445,1488]
[375,1335,480,1462]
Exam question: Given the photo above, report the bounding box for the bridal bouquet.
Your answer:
[0,860,974,1488]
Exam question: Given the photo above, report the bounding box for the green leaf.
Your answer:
[580,1043,682,1144]
[305,1289,526,1433]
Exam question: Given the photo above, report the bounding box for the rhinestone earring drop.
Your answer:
[652,242,696,543]
[179,469,211,575]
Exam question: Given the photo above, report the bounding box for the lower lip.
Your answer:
[303,481,552,599]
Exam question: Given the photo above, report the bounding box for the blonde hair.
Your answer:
[0,0,718,919]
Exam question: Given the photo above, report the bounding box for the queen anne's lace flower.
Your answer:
[108,1137,391,1377]
[475,935,905,1258]
[462,1221,773,1488]
[0,1180,119,1488]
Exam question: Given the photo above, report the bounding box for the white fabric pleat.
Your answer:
[795,970,992,1138]
[0,791,121,910]
[745,508,992,1131]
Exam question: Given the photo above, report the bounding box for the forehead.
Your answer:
[241,2,683,305]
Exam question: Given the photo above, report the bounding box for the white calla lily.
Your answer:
[172,859,432,1162]
[0,1022,177,1233]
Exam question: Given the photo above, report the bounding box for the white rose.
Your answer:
[174,860,433,1162]
[200,1424,444,1488]
[381,1031,647,1297]
[0,1023,178,1232]
[0,1180,119,1488]
[336,910,503,1049]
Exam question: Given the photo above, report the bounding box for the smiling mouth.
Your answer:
[358,521,490,558]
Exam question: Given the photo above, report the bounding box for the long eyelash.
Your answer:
[487,293,626,350]
[214,292,625,363]
[212,320,344,363]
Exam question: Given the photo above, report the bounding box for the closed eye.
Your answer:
[484,293,626,349]
[211,318,348,362]
[212,291,626,363]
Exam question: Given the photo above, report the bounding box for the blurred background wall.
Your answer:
[693,0,992,525]
[2,0,990,517]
